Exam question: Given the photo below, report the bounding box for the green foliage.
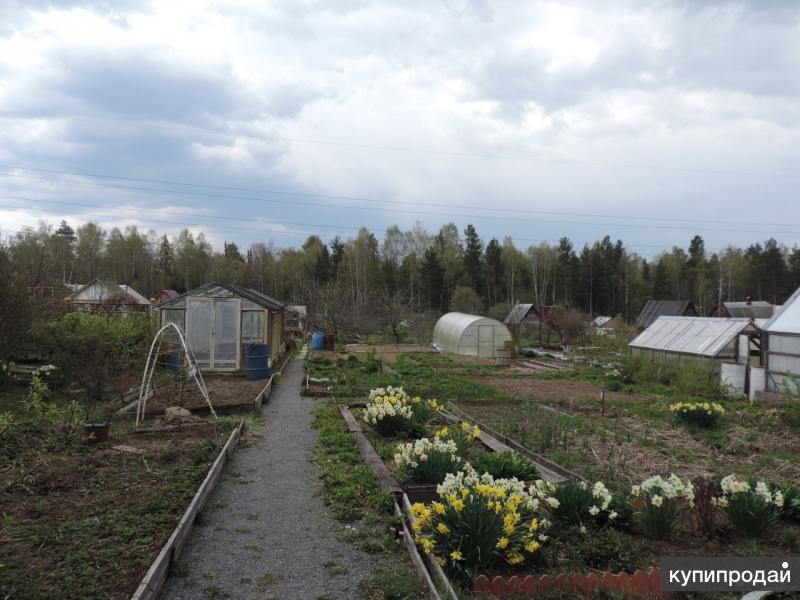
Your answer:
[636,496,683,540]
[722,489,781,537]
[470,451,540,481]
[363,350,382,373]
[561,525,635,573]
[39,312,152,402]
[359,566,423,600]
[1,375,86,456]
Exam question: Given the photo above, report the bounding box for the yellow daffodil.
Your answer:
[450,550,463,561]
[496,537,509,549]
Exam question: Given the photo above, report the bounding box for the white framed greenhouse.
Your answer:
[432,312,512,359]
[763,287,800,392]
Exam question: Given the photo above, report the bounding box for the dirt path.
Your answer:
[160,359,377,600]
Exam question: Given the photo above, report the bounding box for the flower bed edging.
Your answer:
[473,568,663,598]
[130,420,245,600]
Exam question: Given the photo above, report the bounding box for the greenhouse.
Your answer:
[629,316,761,368]
[763,286,800,391]
[432,312,512,359]
[155,283,285,371]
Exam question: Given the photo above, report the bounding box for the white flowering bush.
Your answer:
[631,474,694,540]
[364,400,414,436]
[395,438,463,484]
[365,386,442,436]
[713,475,783,536]
[531,479,617,527]
[433,422,480,456]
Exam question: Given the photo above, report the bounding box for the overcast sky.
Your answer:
[1,0,799,257]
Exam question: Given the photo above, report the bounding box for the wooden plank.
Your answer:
[393,500,441,600]
[130,421,244,600]
[338,405,401,494]
[402,493,460,600]
[254,375,273,410]
[337,403,363,432]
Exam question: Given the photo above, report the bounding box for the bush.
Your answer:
[470,451,540,481]
[364,400,414,436]
[411,467,545,584]
[714,475,783,536]
[631,474,694,540]
[395,438,463,484]
[39,312,152,402]
[363,349,382,373]
[670,401,725,429]
[532,480,615,528]
[363,386,442,436]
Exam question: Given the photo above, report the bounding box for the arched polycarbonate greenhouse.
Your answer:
[432,312,513,359]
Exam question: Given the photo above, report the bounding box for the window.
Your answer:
[241,310,264,343]
[162,309,185,330]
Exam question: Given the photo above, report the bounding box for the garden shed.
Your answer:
[433,312,512,359]
[763,287,800,392]
[155,283,285,371]
[636,300,698,329]
[711,299,774,319]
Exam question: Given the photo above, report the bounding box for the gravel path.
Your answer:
[160,359,377,600]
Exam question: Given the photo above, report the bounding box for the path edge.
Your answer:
[130,420,245,600]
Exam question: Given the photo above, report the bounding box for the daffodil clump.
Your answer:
[631,474,694,540]
[713,475,783,536]
[669,401,725,428]
[364,398,414,436]
[531,479,616,527]
[433,421,480,456]
[411,467,547,578]
[365,386,443,436]
[395,437,463,484]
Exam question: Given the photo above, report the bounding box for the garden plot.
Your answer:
[454,373,800,491]
[128,375,269,416]
[0,415,245,600]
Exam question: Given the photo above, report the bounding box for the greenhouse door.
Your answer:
[478,325,494,358]
[186,298,241,369]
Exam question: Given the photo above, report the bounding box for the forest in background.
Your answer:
[3,219,800,327]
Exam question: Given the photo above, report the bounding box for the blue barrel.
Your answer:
[311,331,324,350]
[164,355,182,372]
[244,344,271,380]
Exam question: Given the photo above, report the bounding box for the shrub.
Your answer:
[631,474,694,540]
[411,467,545,583]
[433,422,480,457]
[562,525,635,573]
[471,451,540,481]
[777,484,800,522]
[395,438,463,484]
[713,475,783,536]
[532,480,615,528]
[39,312,152,402]
[669,401,725,429]
[363,350,382,373]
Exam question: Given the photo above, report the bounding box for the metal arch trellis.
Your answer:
[136,322,217,426]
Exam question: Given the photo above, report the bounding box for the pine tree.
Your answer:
[652,259,671,299]
[463,224,483,293]
[420,246,447,312]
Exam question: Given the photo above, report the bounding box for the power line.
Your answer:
[0,163,796,228]
[0,111,791,179]
[2,171,799,236]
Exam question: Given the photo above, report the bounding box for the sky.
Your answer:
[0,0,799,258]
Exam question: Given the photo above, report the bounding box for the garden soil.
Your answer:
[159,359,381,600]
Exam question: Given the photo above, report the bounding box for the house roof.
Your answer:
[592,316,613,327]
[72,279,150,305]
[636,300,697,329]
[159,289,179,300]
[718,301,774,319]
[763,286,800,334]
[630,316,760,358]
[503,303,540,325]
[157,282,285,311]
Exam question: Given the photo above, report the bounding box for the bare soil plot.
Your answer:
[0,421,238,600]
[141,375,268,413]
[345,343,494,366]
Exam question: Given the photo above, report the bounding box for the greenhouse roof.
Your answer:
[630,317,760,358]
[764,287,800,334]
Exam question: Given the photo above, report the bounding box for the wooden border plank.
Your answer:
[393,499,442,600]
[338,405,402,494]
[254,375,274,410]
[130,421,244,600]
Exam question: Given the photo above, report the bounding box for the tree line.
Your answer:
[4,219,800,325]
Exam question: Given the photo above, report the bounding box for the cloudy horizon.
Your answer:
[1,0,799,258]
